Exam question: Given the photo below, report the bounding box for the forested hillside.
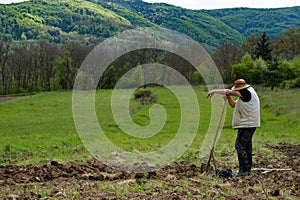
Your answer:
[201,7,300,39]
[1,0,300,50]
[0,0,134,45]
[94,0,244,50]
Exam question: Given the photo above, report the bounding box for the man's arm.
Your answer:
[207,89,242,98]
[207,89,228,98]
[207,89,241,108]
[226,94,237,108]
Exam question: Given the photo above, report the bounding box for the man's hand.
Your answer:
[207,90,215,98]
[225,90,231,96]
[207,89,230,98]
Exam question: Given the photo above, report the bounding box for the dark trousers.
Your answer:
[235,128,256,173]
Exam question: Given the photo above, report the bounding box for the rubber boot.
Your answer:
[237,152,250,176]
[246,153,252,173]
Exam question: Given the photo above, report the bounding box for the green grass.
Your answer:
[0,91,87,165]
[258,87,300,124]
[0,87,299,166]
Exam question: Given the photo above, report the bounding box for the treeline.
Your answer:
[0,39,196,94]
[1,27,300,95]
[0,40,92,94]
[212,28,300,89]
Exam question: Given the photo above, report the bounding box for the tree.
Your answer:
[253,32,273,61]
[212,43,244,83]
[232,53,254,83]
[38,40,61,91]
[0,40,10,94]
[241,34,260,60]
[265,58,283,90]
[52,51,74,90]
[291,57,300,78]
[273,27,300,60]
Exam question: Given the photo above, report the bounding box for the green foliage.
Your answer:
[0,0,132,44]
[232,54,299,89]
[290,56,300,77]
[278,60,298,81]
[231,53,264,84]
[264,58,284,90]
[52,51,74,90]
[280,78,300,89]
[115,0,244,51]
[202,7,300,39]
[280,57,300,89]
[1,0,299,51]
[191,71,204,85]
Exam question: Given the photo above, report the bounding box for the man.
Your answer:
[207,79,260,176]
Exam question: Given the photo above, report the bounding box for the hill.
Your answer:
[201,6,300,39]
[94,0,244,50]
[1,0,300,50]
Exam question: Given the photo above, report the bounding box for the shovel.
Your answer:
[201,97,227,174]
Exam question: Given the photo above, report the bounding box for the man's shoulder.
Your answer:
[239,88,251,102]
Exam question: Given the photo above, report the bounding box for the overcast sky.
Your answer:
[1,0,300,9]
[143,0,300,9]
[0,0,28,4]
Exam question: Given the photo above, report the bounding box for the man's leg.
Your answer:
[235,128,256,176]
[245,133,254,172]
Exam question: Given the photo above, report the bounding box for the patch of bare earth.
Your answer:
[0,143,299,199]
[0,96,22,103]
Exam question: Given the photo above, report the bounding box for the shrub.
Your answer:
[280,78,300,89]
[133,88,157,105]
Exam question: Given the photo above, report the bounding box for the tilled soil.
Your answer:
[0,143,299,199]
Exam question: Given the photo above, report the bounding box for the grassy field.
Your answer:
[0,87,299,166]
[0,87,299,199]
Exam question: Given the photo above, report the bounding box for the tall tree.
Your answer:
[212,43,244,83]
[273,27,300,60]
[253,32,273,61]
[38,40,61,91]
[52,51,73,90]
[265,58,283,90]
[0,40,10,94]
[241,34,260,60]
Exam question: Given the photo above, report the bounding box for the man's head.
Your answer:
[231,79,250,91]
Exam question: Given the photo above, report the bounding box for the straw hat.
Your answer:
[231,79,250,91]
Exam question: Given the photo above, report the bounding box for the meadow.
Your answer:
[0,87,299,165]
[0,86,299,199]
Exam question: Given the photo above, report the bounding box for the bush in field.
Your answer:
[134,88,157,105]
[281,78,300,89]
